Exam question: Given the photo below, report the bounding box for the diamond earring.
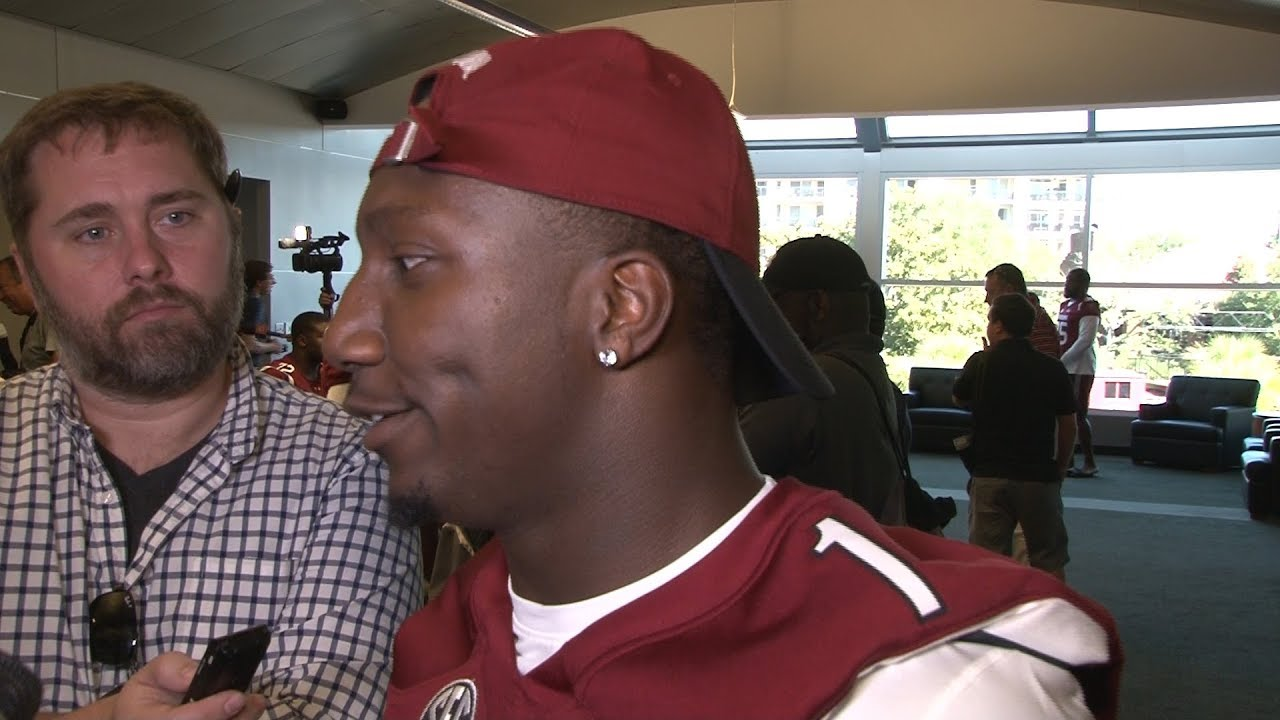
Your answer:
[597,348,618,368]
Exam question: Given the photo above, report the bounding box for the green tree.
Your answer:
[1217,244,1280,356]
[881,185,1030,361]
[759,216,857,269]
[1188,335,1280,408]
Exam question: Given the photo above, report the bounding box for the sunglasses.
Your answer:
[88,587,138,668]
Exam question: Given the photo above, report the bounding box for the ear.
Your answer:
[586,250,675,369]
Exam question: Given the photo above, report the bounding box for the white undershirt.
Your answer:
[510,476,776,675]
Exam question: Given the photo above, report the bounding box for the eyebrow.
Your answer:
[357,205,435,238]
[52,188,212,229]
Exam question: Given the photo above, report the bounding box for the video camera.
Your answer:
[278,225,349,317]
[278,225,347,274]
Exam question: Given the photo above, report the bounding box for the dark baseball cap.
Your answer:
[371,28,832,401]
[762,235,873,293]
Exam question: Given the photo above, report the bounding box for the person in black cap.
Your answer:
[740,235,905,524]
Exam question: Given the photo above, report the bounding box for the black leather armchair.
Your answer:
[1242,426,1280,519]
[905,367,972,453]
[1130,375,1260,469]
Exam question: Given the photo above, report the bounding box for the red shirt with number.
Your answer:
[385,479,1121,720]
[261,354,349,397]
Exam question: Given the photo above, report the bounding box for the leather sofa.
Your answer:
[905,367,972,453]
[1130,375,1260,469]
[1242,418,1280,519]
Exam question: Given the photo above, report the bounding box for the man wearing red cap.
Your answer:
[327,28,1122,720]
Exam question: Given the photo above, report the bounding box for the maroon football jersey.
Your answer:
[386,480,1121,720]
[1028,295,1063,358]
[1059,296,1102,354]
[260,354,346,396]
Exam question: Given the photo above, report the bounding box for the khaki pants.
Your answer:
[969,476,1069,573]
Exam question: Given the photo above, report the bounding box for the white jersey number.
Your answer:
[814,518,943,621]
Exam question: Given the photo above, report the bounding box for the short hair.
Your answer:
[244,260,272,293]
[548,198,735,389]
[990,293,1035,338]
[986,263,1028,294]
[1068,267,1091,286]
[291,311,327,340]
[0,82,230,250]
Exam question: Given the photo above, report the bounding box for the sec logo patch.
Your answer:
[419,679,478,720]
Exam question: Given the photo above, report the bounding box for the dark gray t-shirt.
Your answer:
[97,440,206,562]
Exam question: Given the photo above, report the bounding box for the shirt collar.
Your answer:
[45,342,263,464]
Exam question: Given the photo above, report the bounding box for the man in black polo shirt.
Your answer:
[954,293,1077,580]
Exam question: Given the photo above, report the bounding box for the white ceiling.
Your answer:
[1,0,1278,99]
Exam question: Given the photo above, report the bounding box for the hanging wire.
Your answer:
[728,0,740,113]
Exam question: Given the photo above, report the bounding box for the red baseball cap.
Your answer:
[373,27,832,402]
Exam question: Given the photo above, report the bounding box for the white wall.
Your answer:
[346,0,1280,123]
[0,12,393,341]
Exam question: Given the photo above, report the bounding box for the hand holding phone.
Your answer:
[182,625,272,704]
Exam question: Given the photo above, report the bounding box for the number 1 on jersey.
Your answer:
[814,518,944,621]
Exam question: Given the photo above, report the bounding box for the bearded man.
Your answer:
[0,81,420,719]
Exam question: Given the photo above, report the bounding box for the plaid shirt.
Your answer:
[0,347,422,717]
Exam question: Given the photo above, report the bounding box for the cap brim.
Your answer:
[703,241,835,404]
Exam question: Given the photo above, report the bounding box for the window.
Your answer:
[758,177,858,267]
[1089,171,1280,284]
[737,116,857,141]
[1104,382,1132,399]
[884,176,1085,283]
[1089,287,1280,409]
[1028,177,1082,202]
[1095,100,1280,132]
[885,110,1088,138]
[880,284,989,389]
[756,180,768,197]
[789,180,826,198]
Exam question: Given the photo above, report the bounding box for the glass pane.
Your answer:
[885,110,1087,138]
[1089,171,1280,284]
[881,284,988,390]
[1090,287,1280,410]
[881,284,1280,410]
[884,176,1085,284]
[758,177,858,268]
[737,116,857,141]
[1095,100,1280,132]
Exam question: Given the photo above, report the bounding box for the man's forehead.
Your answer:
[358,169,488,228]
[34,122,182,165]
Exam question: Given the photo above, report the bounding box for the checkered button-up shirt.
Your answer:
[0,347,423,718]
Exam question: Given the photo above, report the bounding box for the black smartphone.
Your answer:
[181,624,272,704]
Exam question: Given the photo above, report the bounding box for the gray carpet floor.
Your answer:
[909,452,1280,720]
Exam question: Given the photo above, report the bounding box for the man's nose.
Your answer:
[323,273,386,373]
